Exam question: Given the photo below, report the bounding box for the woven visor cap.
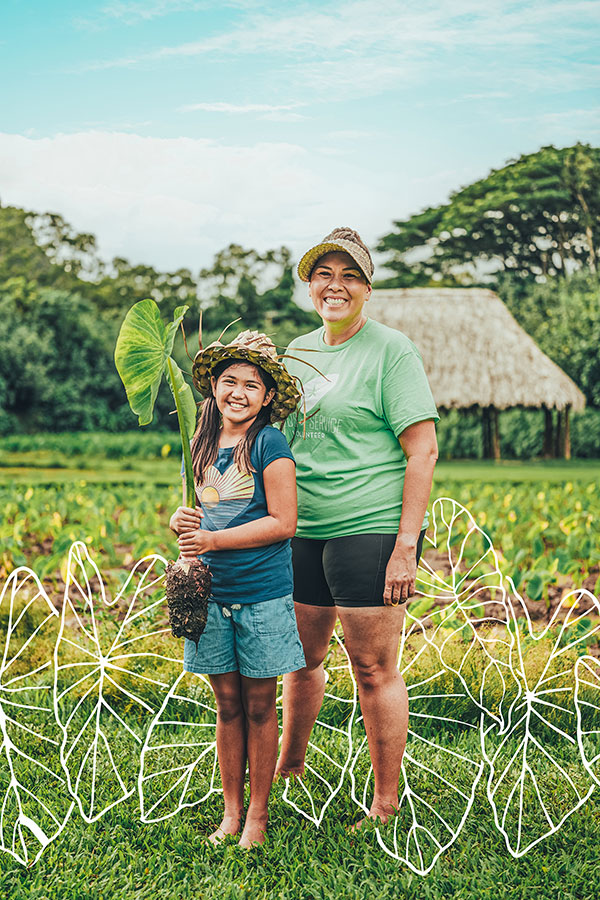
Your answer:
[192,330,301,424]
[297,226,374,283]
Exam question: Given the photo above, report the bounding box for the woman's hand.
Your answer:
[169,506,203,535]
[177,528,216,556]
[383,536,417,606]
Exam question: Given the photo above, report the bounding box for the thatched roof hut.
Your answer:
[368,288,585,458]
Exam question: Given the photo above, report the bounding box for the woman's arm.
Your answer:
[383,419,438,606]
[176,457,297,556]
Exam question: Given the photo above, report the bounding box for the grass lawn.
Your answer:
[1,729,599,900]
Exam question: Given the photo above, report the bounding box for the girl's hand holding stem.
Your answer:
[178,528,216,556]
[169,506,203,535]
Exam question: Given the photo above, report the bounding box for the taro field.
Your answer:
[0,470,598,622]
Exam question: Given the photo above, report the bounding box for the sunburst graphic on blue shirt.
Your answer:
[196,463,255,529]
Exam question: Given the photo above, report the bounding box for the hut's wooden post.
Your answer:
[542,405,554,458]
[481,407,491,458]
[562,404,571,459]
[491,407,501,460]
[554,409,564,458]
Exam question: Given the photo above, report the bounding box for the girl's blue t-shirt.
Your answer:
[191,426,295,604]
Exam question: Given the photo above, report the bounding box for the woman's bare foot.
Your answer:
[207,813,242,845]
[351,802,398,831]
[238,813,268,849]
[273,756,305,780]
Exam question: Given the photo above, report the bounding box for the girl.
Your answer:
[169,330,304,849]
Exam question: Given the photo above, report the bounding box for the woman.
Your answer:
[275,227,439,825]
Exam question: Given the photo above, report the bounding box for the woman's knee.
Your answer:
[352,658,397,691]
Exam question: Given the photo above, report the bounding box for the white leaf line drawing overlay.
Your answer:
[279,629,357,826]
[139,671,220,824]
[483,583,600,858]
[0,495,597,870]
[575,654,600,786]
[54,542,180,823]
[0,568,74,866]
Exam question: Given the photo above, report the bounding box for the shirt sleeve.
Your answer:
[381,348,439,437]
[258,426,296,471]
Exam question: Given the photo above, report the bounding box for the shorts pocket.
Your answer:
[251,594,296,636]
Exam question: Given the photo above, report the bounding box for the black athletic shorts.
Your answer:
[291,530,426,608]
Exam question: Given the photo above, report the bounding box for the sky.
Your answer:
[1,0,599,278]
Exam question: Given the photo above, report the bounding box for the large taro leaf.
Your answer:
[575,653,600,785]
[0,568,74,866]
[114,300,189,426]
[139,671,219,823]
[349,612,485,876]
[414,497,516,729]
[279,628,357,826]
[54,542,180,822]
[483,586,600,858]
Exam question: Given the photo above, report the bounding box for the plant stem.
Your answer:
[166,356,196,509]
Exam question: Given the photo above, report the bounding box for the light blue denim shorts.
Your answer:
[183,593,306,679]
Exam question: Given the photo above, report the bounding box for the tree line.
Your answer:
[0,141,598,440]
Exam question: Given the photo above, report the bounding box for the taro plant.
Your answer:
[115,299,210,642]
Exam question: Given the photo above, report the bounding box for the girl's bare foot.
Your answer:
[238,813,268,849]
[208,813,242,845]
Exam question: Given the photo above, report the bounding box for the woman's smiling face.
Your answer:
[308,250,371,330]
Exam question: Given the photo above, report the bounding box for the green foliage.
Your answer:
[497,270,600,405]
[378,143,600,286]
[198,243,316,337]
[436,407,600,460]
[0,205,315,434]
[0,430,180,458]
[0,279,131,433]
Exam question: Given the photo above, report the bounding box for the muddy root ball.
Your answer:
[165,557,211,645]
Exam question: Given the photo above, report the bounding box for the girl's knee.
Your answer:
[215,693,244,723]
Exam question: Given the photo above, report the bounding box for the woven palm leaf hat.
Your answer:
[297,226,374,283]
[192,330,301,424]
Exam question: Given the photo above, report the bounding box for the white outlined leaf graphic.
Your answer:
[414,498,516,728]
[0,569,74,865]
[350,612,485,876]
[575,654,600,785]
[280,629,357,826]
[483,586,600,857]
[139,671,219,823]
[54,542,180,822]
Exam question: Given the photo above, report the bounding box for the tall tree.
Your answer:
[378,143,600,286]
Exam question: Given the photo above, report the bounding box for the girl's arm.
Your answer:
[176,457,297,555]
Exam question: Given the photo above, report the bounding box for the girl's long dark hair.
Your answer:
[190,359,276,483]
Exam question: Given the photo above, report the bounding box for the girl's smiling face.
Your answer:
[308,250,371,329]
[211,362,275,428]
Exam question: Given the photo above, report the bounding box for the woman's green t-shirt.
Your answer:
[283,318,439,539]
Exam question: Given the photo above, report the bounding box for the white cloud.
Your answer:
[0,130,397,272]
[77,0,600,73]
[178,101,304,114]
[502,107,600,140]
[75,0,254,29]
